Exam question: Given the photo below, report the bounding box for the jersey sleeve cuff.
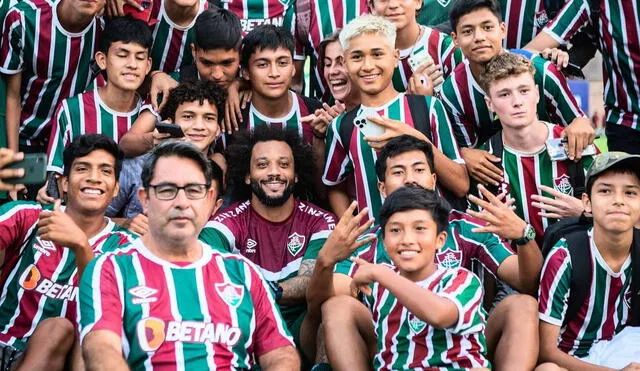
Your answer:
[439,292,467,334]
[539,312,564,327]
[0,66,21,75]
[46,165,63,174]
[541,28,568,46]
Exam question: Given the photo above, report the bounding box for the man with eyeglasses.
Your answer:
[78,141,300,370]
[199,125,336,364]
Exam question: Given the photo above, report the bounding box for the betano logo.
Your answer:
[18,264,78,301]
[137,318,242,352]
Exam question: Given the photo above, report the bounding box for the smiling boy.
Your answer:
[350,186,489,370]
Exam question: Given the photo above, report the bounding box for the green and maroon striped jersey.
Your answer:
[220,91,322,148]
[322,93,463,221]
[0,0,101,146]
[479,123,595,245]
[221,0,303,59]
[439,51,585,148]
[149,0,208,74]
[365,266,489,370]
[392,26,464,92]
[79,239,294,370]
[335,211,514,278]
[538,230,632,358]
[543,0,640,131]
[499,0,561,49]
[46,89,143,174]
[0,201,135,350]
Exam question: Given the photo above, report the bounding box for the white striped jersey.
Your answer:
[79,238,294,370]
[0,201,134,350]
[0,0,101,146]
[365,266,490,370]
[543,0,640,131]
[46,89,143,174]
[538,230,632,358]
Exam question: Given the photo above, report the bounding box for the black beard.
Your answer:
[250,178,295,207]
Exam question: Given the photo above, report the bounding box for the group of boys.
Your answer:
[0,0,639,369]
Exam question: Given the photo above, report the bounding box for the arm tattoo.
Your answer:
[278,259,316,305]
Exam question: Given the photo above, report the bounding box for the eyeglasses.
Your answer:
[148,183,210,200]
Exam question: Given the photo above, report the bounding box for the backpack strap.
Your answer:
[483,130,504,195]
[338,105,361,155]
[406,94,432,143]
[630,228,640,326]
[563,230,592,327]
[567,158,586,198]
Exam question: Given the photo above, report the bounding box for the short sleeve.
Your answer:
[303,212,336,261]
[0,8,24,74]
[538,240,572,326]
[542,0,591,45]
[199,222,234,253]
[322,116,353,185]
[78,255,124,342]
[537,57,586,126]
[0,201,41,252]
[438,268,485,335]
[47,101,72,174]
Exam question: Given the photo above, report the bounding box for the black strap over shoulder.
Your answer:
[563,230,592,327]
[338,105,361,155]
[406,94,432,143]
[567,159,586,198]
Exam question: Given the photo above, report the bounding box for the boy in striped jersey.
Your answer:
[199,125,336,363]
[309,135,543,370]
[474,53,595,245]
[526,0,640,155]
[352,186,490,370]
[148,0,208,76]
[119,8,243,157]
[440,0,594,177]
[0,0,104,153]
[538,152,640,369]
[0,134,135,370]
[46,17,152,180]
[369,0,464,94]
[222,25,325,160]
[322,14,468,221]
[79,141,299,370]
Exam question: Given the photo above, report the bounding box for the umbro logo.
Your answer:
[246,239,257,254]
[34,238,56,257]
[129,285,158,305]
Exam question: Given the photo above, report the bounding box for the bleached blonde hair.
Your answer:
[339,15,396,51]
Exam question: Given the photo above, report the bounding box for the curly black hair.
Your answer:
[159,80,227,122]
[224,125,317,203]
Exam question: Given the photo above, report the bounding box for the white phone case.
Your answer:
[354,110,386,138]
[408,49,434,72]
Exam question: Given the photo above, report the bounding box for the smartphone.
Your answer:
[408,49,434,73]
[547,138,598,161]
[4,153,47,185]
[123,0,154,24]
[156,122,185,138]
[354,110,385,138]
[46,172,60,199]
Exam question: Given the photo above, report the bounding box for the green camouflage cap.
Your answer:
[586,151,640,186]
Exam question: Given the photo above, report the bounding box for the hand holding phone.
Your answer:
[123,0,154,24]
[3,153,47,185]
[354,109,386,138]
[408,49,434,73]
[155,122,185,138]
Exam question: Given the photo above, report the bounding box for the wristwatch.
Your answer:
[514,224,536,245]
